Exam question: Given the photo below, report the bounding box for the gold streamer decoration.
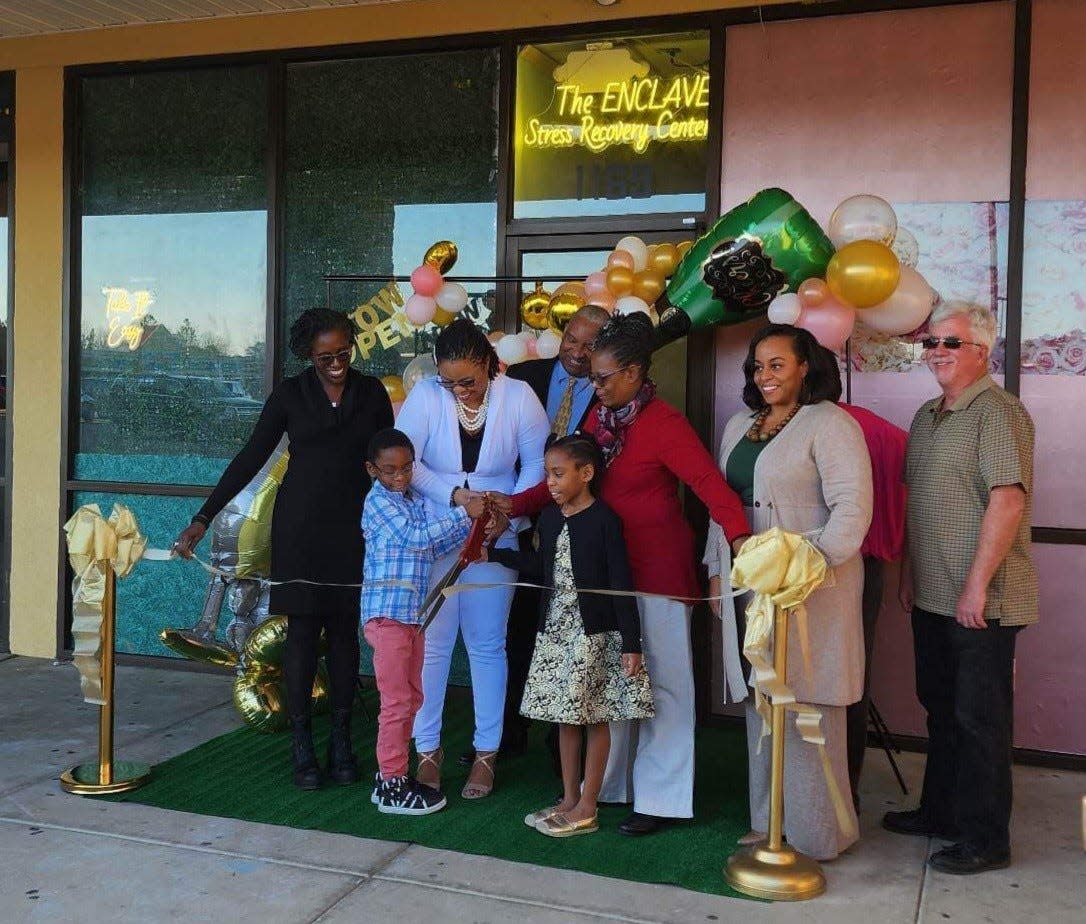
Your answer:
[63,503,148,705]
[730,527,856,840]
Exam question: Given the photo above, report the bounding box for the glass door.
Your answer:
[506,233,688,413]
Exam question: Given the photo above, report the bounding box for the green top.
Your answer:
[905,374,1037,627]
[725,434,770,507]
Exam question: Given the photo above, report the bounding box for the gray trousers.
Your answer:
[746,699,859,861]
[600,596,695,818]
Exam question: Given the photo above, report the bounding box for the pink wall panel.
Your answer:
[713,3,1086,755]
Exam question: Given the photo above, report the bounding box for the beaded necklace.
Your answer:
[746,403,801,442]
[456,382,490,435]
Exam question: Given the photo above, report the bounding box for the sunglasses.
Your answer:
[313,348,353,368]
[587,366,629,386]
[919,336,985,351]
[437,376,479,391]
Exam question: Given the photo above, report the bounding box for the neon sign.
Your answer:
[103,287,156,350]
[521,73,709,155]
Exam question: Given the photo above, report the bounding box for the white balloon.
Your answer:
[891,227,920,268]
[858,266,937,336]
[402,354,437,394]
[435,281,469,313]
[496,333,528,365]
[536,329,561,359]
[828,194,898,248]
[616,236,649,273]
[767,293,803,325]
[614,295,651,318]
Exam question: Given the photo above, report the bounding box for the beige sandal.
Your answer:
[416,747,443,790]
[461,749,497,800]
[524,805,560,828]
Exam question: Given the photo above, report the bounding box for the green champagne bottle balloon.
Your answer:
[656,188,835,346]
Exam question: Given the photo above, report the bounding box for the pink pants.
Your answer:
[363,618,425,780]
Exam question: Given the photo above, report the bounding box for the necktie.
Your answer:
[552,375,576,436]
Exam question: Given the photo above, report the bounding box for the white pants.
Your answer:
[600,596,695,819]
[412,552,516,753]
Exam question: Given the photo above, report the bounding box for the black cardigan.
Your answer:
[490,500,642,654]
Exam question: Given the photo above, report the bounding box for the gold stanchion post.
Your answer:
[61,568,152,795]
[724,606,826,901]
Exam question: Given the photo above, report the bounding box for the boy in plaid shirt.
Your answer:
[362,428,485,814]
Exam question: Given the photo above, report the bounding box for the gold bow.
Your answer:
[731,527,855,840]
[63,503,148,704]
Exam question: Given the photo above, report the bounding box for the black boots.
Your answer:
[326,707,360,786]
[290,714,321,791]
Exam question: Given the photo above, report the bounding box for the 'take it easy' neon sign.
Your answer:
[522,73,709,155]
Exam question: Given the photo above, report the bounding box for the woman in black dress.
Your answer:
[174,308,394,790]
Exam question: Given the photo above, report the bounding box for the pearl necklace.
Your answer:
[746,404,801,442]
[456,383,490,435]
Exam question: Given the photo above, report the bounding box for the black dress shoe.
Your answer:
[882,809,959,840]
[618,812,671,836]
[928,843,1010,875]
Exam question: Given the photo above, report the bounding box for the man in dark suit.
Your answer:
[461,305,609,765]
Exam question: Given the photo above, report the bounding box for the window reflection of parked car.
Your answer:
[96,373,262,438]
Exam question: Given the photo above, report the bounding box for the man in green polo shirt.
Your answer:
[882,300,1037,875]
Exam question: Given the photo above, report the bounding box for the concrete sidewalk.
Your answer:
[1,655,1082,923]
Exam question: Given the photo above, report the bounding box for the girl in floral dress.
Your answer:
[488,433,654,838]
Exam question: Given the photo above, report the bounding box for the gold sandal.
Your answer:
[524,805,560,828]
[416,747,443,790]
[461,748,497,800]
[537,812,599,838]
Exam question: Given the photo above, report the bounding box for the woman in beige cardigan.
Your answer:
[705,324,872,861]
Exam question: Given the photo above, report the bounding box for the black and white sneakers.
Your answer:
[372,774,447,815]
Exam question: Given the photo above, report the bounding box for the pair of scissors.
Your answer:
[416,511,492,634]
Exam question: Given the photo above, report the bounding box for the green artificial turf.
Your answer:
[106,689,753,898]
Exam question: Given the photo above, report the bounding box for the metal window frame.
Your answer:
[0,70,13,654]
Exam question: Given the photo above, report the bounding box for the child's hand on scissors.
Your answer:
[621,653,642,678]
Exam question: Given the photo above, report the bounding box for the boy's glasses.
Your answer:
[919,336,983,351]
[313,348,352,368]
[437,375,478,391]
[586,366,629,386]
[373,462,414,478]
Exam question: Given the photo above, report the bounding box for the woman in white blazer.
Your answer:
[705,324,872,861]
[396,319,550,799]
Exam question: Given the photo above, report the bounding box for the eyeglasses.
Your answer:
[437,375,479,391]
[373,462,414,478]
[587,366,629,386]
[919,336,985,351]
[313,348,352,368]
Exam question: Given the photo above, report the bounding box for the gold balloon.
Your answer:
[825,240,901,309]
[423,240,458,274]
[381,374,406,403]
[547,290,586,332]
[159,629,238,669]
[431,307,456,327]
[606,265,635,297]
[520,281,553,330]
[632,269,666,304]
[676,239,694,259]
[650,242,680,278]
[233,663,330,734]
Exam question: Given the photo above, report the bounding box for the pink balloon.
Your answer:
[404,294,437,326]
[606,249,635,270]
[858,266,937,336]
[584,271,609,298]
[410,264,443,297]
[797,277,829,308]
[525,335,539,357]
[796,296,856,352]
[391,400,404,418]
[587,290,616,311]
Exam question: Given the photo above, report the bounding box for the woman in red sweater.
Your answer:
[493,313,750,836]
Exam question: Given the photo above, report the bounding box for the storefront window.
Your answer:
[514,31,709,219]
[74,67,268,486]
[284,50,500,383]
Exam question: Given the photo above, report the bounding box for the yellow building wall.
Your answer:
[0,0,788,655]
